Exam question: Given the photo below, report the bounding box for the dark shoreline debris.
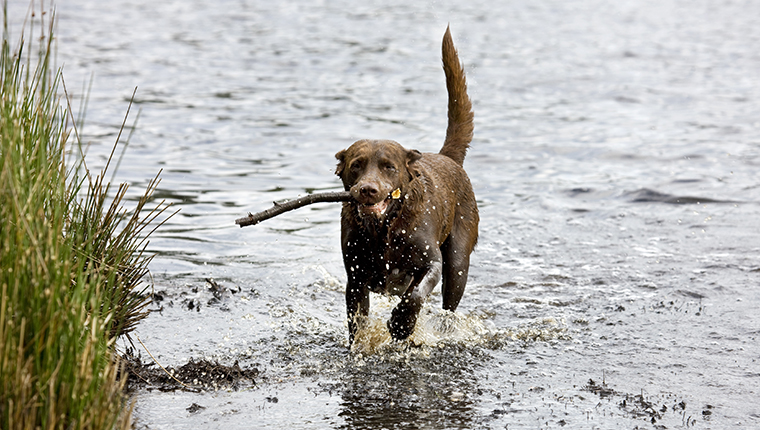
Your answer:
[121,352,259,393]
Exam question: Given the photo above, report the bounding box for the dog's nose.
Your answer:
[359,183,379,199]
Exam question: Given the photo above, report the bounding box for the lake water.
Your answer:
[9,0,760,428]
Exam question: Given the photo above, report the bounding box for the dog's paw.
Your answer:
[388,305,418,341]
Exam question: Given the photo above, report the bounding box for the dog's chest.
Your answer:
[378,230,431,295]
[350,229,418,295]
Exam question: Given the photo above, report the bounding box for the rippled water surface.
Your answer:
[11,0,760,427]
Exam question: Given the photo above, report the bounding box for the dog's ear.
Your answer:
[406,149,422,179]
[335,149,347,176]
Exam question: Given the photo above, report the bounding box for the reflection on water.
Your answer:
[20,0,760,427]
[336,349,480,430]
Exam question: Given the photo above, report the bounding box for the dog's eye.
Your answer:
[383,163,397,172]
[350,160,364,172]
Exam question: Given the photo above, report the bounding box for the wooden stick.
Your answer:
[235,191,352,227]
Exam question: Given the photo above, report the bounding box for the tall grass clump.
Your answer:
[1,4,172,429]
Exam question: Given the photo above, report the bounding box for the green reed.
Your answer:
[1,3,172,428]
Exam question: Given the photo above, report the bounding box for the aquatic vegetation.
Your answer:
[0,3,171,428]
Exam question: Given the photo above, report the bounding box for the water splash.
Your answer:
[350,294,569,356]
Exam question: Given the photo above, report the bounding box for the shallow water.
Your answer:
[11,0,760,427]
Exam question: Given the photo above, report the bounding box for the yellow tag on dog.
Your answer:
[391,188,401,199]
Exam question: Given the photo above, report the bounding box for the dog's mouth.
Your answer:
[353,187,402,218]
[358,198,390,217]
[356,188,401,218]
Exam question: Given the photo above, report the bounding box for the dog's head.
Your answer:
[335,139,421,219]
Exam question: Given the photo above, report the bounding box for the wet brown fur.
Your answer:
[335,26,478,343]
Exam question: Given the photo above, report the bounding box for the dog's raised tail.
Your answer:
[439,25,473,167]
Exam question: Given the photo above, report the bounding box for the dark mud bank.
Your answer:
[123,353,259,393]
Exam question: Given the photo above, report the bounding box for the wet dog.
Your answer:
[335,26,478,343]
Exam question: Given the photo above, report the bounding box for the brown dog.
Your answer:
[335,26,478,343]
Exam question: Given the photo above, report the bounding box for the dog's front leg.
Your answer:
[346,280,369,345]
[388,260,442,340]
